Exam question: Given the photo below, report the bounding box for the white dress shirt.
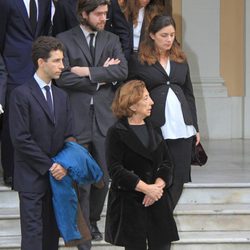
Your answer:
[34,73,54,105]
[23,0,39,19]
[133,7,144,51]
[23,0,55,22]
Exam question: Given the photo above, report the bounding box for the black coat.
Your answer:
[105,0,147,60]
[128,56,199,132]
[105,118,179,247]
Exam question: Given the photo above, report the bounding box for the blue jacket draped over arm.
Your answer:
[50,142,103,243]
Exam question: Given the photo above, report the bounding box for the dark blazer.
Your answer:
[0,0,51,87]
[105,0,169,60]
[0,54,7,107]
[105,118,179,247]
[52,0,79,36]
[9,78,74,193]
[105,0,134,60]
[128,55,199,132]
[56,26,128,143]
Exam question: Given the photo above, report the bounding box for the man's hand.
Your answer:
[71,66,90,77]
[0,104,4,114]
[103,57,120,67]
[50,163,67,180]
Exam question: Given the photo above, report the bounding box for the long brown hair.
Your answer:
[139,15,186,65]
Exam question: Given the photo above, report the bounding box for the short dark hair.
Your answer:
[112,80,146,119]
[78,0,110,24]
[32,36,64,69]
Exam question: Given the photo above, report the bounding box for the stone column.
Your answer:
[181,0,243,139]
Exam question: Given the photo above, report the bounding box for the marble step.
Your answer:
[178,183,250,204]
[0,187,19,208]
[1,183,250,208]
[0,231,250,250]
[1,204,250,236]
[174,203,250,231]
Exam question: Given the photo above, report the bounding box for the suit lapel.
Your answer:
[29,79,55,124]
[118,120,153,161]
[73,26,93,65]
[51,85,62,126]
[169,61,177,79]
[94,31,106,65]
[152,62,170,80]
[15,0,33,35]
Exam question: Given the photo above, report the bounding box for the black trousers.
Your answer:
[165,137,193,210]
[125,242,171,250]
[19,189,59,250]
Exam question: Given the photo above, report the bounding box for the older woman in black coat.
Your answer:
[105,80,179,250]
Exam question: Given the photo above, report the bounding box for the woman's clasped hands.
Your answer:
[143,183,164,207]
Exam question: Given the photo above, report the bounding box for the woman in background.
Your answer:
[128,15,201,209]
[105,0,172,60]
[105,80,178,250]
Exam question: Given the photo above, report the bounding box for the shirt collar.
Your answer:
[34,73,52,89]
[80,25,97,39]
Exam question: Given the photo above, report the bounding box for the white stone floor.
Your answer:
[191,139,250,183]
[0,139,250,184]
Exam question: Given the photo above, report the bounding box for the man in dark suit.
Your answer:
[0,0,52,186]
[9,36,75,250]
[56,0,127,248]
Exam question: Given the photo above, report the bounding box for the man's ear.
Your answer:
[37,58,45,68]
[81,10,88,19]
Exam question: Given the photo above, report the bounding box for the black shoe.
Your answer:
[4,176,12,187]
[90,222,103,241]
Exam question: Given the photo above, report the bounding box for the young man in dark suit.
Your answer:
[0,0,52,187]
[56,0,128,248]
[9,36,75,250]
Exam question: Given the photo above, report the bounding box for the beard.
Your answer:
[84,18,105,32]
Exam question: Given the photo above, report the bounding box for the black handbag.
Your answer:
[191,140,208,166]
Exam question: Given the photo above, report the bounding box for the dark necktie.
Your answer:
[89,33,95,60]
[44,86,54,116]
[29,0,37,35]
